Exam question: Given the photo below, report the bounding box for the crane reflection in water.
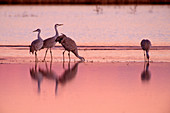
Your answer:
[141,62,151,82]
[30,61,82,95]
[39,61,59,94]
[30,62,43,93]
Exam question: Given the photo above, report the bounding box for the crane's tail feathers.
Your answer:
[29,51,34,54]
[30,46,34,54]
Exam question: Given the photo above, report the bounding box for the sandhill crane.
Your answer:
[30,29,43,62]
[140,39,151,62]
[42,24,63,61]
[55,33,85,62]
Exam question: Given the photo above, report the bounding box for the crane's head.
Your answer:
[33,29,41,32]
[55,33,66,43]
[55,24,63,28]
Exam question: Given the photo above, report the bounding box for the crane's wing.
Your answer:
[30,39,39,54]
[62,37,77,51]
[30,39,43,53]
[42,37,56,48]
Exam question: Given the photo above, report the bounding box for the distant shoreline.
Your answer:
[0,0,169,4]
[0,45,170,50]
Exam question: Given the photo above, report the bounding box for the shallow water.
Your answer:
[0,62,170,113]
[0,5,170,46]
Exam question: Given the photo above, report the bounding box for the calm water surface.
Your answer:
[0,5,170,46]
[0,62,170,113]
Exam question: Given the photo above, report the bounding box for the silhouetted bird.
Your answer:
[55,33,85,62]
[42,24,63,61]
[140,39,151,62]
[30,29,43,61]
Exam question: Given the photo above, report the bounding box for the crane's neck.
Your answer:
[37,31,42,39]
[55,26,59,36]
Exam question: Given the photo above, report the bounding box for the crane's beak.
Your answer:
[57,24,63,26]
[33,29,38,32]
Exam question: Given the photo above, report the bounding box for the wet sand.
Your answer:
[0,47,170,63]
[0,61,170,113]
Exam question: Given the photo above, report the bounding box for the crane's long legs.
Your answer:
[63,50,65,62]
[63,60,65,69]
[50,59,52,71]
[144,51,146,62]
[68,60,70,69]
[35,52,38,62]
[68,52,70,61]
[50,48,53,61]
[43,48,49,62]
[35,60,38,69]
[146,51,150,62]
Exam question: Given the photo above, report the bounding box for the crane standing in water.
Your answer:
[140,39,151,62]
[55,33,85,62]
[30,29,43,62]
[42,24,63,61]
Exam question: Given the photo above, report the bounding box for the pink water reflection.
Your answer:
[0,62,170,113]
